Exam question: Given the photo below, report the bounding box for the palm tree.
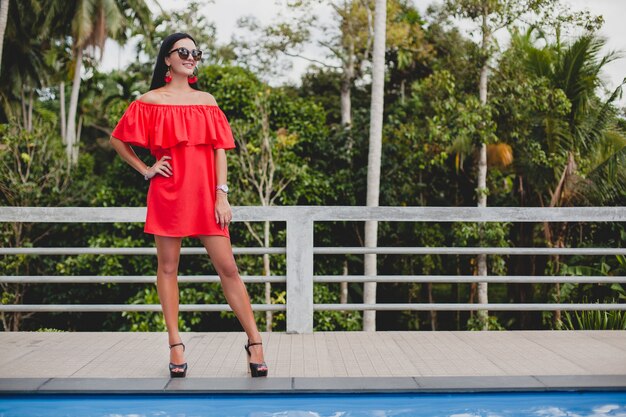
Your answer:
[512,29,626,325]
[513,30,626,204]
[444,0,582,330]
[45,0,152,164]
[66,0,123,164]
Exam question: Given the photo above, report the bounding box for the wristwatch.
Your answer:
[216,184,229,194]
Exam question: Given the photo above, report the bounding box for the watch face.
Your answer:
[219,184,229,193]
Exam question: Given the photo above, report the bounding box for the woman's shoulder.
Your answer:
[136,90,164,104]
[193,91,218,106]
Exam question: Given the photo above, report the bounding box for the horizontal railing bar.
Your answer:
[314,275,626,283]
[2,206,626,223]
[0,247,285,256]
[2,303,623,312]
[313,303,626,311]
[309,207,626,222]
[1,275,621,284]
[314,247,626,255]
[2,247,623,256]
[0,304,286,312]
[0,275,287,284]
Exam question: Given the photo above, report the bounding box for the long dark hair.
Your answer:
[149,32,199,91]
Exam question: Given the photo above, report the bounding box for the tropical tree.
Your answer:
[44,0,152,164]
[442,0,602,329]
[0,114,95,330]
[231,88,307,331]
[363,0,387,331]
[56,0,122,163]
[507,30,626,325]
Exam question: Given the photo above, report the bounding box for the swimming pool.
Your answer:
[1,391,625,417]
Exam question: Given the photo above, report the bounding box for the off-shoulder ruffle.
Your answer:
[111,100,236,152]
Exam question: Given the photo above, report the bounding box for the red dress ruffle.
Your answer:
[111,100,236,238]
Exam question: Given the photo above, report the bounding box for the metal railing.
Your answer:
[1,206,625,333]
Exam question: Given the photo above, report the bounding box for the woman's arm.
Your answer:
[214,148,232,229]
[109,136,172,179]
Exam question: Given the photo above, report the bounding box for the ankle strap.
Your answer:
[169,342,185,351]
[246,341,262,347]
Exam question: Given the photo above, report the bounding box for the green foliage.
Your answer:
[200,65,262,120]
[500,29,626,208]
[453,222,511,276]
[0,118,85,206]
[408,70,499,177]
[314,284,362,331]
[0,115,100,330]
[467,314,506,331]
[559,306,626,330]
[121,285,228,332]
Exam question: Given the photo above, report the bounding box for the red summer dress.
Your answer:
[111,100,236,238]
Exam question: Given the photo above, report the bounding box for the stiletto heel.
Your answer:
[169,342,188,378]
[244,340,268,377]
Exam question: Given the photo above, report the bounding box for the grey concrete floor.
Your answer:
[1,330,625,392]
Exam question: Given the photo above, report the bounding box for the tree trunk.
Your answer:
[512,221,534,329]
[21,87,27,129]
[340,73,352,127]
[340,260,348,304]
[0,0,9,75]
[340,3,356,129]
[72,115,83,164]
[263,220,272,332]
[544,153,576,327]
[60,81,66,141]
[27,89,34,132]
[66,48,83,164]
[512,175,533,329]
[428,282,437,330]
[363,0,387,332]
[476,11,490,331]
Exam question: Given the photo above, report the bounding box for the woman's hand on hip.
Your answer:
[215,192,232,229]
[145,156,173,179]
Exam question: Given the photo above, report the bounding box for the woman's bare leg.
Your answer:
[154,235,185,371]
[198,235,266,367]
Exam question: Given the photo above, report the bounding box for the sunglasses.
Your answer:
[167,47,203,61]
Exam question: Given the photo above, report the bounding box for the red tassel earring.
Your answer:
[164,66,172,83]
[188,67,198,84]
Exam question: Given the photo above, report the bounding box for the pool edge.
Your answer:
[1,375,626,394]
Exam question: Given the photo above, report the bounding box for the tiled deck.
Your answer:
[1,331,625,392]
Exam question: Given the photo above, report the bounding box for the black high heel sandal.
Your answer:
[244,340,268,377]
[169,342,188,378]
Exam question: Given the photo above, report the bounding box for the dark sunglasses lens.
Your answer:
[192,50,202,61]
[176,48,190,59]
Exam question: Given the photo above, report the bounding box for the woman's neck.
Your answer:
[164,75,195,93]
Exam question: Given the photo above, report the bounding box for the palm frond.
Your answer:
[581,136,626,205]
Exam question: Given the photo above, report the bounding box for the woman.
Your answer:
[110,33,268,378]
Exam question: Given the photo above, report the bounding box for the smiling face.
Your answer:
[164,38,198,77]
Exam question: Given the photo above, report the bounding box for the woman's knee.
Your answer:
[218,261,239,280]
[158,260,179,276]
[155,236,181,276]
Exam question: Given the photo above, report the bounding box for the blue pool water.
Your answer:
[0,391,625,417]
